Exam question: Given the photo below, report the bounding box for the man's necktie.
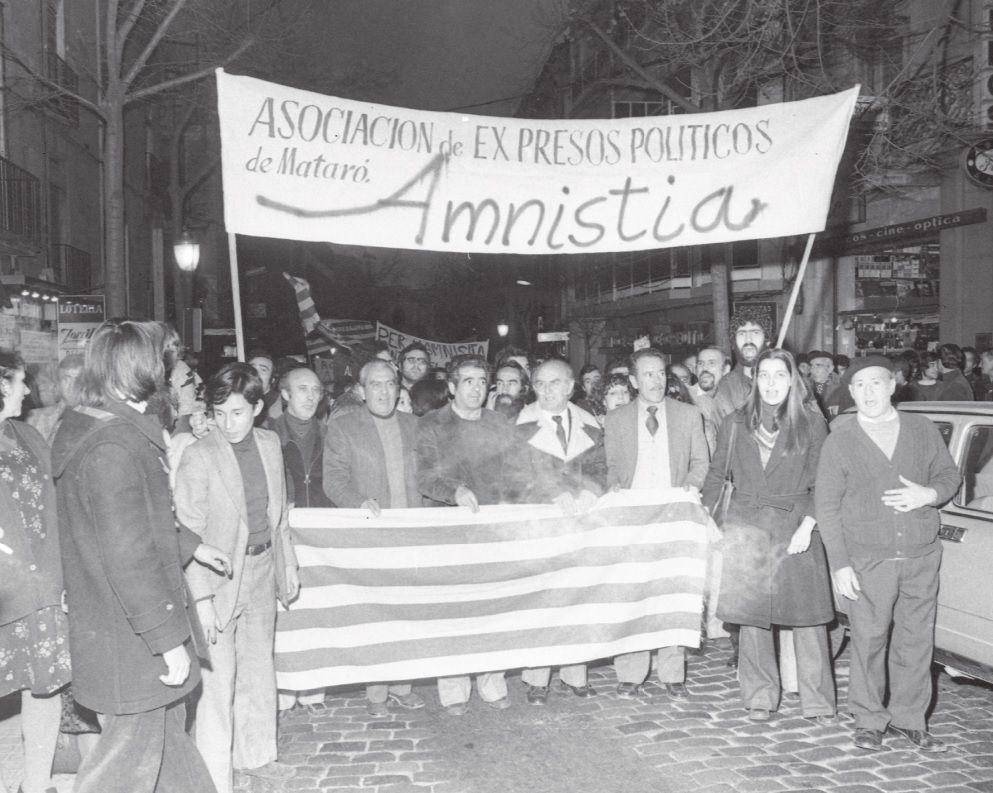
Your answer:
[646,405,659,436]
[553,415,568,453]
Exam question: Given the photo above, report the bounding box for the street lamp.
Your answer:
[497,322,509,337]
[173,231,200,273]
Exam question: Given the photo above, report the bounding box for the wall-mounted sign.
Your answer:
[965,139,993,188]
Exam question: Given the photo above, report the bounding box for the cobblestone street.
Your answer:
[4,638,993,793]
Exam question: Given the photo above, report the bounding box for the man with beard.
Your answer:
[416,354,531,715]
[714,307,772,419]
[689,346,727,454]
[322,360,428,717]
[398,342,431,390]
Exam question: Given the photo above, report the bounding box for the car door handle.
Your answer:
[938,524,965,543]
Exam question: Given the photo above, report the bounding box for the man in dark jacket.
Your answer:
[416,354,531,714]
[935,343,975,401]
[271,366,333,510]
[323,359,427,716]
[272,366,332,714]
[52,319,230,793]
[816,356,961,754]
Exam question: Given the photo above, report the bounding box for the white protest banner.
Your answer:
[376,322,487,367]
[217,69,859,255]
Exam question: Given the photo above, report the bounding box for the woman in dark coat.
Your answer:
[703,348,835,724]
[0,349,68,793]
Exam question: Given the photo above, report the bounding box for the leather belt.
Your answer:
[246,539,272,556]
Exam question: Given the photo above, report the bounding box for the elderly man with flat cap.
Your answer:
[815,355,960,754]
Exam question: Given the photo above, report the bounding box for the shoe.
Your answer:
[565,683,596,698]
[888,725,948,753]
[853,728,884,752]
[748,708,771,722]
[238,760,295,780]
[366,700,390,717]
[305,701,328,714]
[726,653,739,669]
[526,685,549,705]
[666,682,688,699]
[445,702,469,716]
[388,691,426,710]
[812,713,837,726]
[616,682,641,699]
[485,696,511,710]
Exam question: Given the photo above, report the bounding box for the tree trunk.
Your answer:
[103,98,127,317]
[711,252,731,357]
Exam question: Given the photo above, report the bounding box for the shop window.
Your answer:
[955,425,993,513]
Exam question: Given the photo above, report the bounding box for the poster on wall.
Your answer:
[19,329,57,365]
[57,295,105,359]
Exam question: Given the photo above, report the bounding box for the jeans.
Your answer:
[75,701,214,793]
[195,549,278,793]
[738,625,834,716]
[436,673,506,706]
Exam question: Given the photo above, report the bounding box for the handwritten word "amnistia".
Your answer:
[256,154,767,252]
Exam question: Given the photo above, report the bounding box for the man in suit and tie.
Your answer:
[174,363,300,793]
[515,358,607,705]
[604,347,709,700]
[322,359,428,717]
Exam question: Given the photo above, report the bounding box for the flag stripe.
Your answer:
[295,530,705,572]
[275,493,711,689]
[296,558,703,606]
[291,501,704,547]
[280,578,702,630]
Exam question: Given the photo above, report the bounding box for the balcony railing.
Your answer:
[0,156,42,250]
[51,244,92,291]
[45,52,79,126]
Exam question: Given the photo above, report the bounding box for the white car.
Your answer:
[894,401,993,684]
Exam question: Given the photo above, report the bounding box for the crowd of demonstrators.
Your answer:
[0,311,980,792]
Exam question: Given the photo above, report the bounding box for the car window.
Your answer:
[954,425,993,513]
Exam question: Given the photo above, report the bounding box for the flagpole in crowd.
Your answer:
[775,232,817,349]
[228,231,246,361]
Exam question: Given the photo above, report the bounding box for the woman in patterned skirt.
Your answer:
[0,349,70,793]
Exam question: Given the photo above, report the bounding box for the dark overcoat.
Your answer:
[52,401,203,715]
[702,408,833,629]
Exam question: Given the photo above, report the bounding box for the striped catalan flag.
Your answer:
[275,489,709,691]
[282,272,320,335]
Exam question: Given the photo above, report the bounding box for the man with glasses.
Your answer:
[399,342,431,390]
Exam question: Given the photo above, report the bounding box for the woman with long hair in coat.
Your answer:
[703,348,836,724]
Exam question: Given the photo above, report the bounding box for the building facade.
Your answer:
[517,0,993,367]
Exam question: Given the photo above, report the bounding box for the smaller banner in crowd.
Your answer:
[275,489,709,690]
[57,295,105,359]
[375,322,487,367]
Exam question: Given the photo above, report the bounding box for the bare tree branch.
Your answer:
[0,48,106,121]
[579,18,702,113]
[125,35,254,104]
[121,0,191,89]
[116,0,148,53]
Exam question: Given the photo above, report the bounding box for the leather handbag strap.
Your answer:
[722,420,738,482]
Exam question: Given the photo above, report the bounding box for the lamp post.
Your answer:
[173,231,200,348]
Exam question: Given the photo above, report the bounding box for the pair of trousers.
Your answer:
[522,664,587,689]
[278,688,324,709]
[847,549,940,732]
[436,673,506,706]
[75,701,214,793]
[196,550,278,793]
[737,625,834,716]
[615,646,685,685]
[366,683,412,704]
